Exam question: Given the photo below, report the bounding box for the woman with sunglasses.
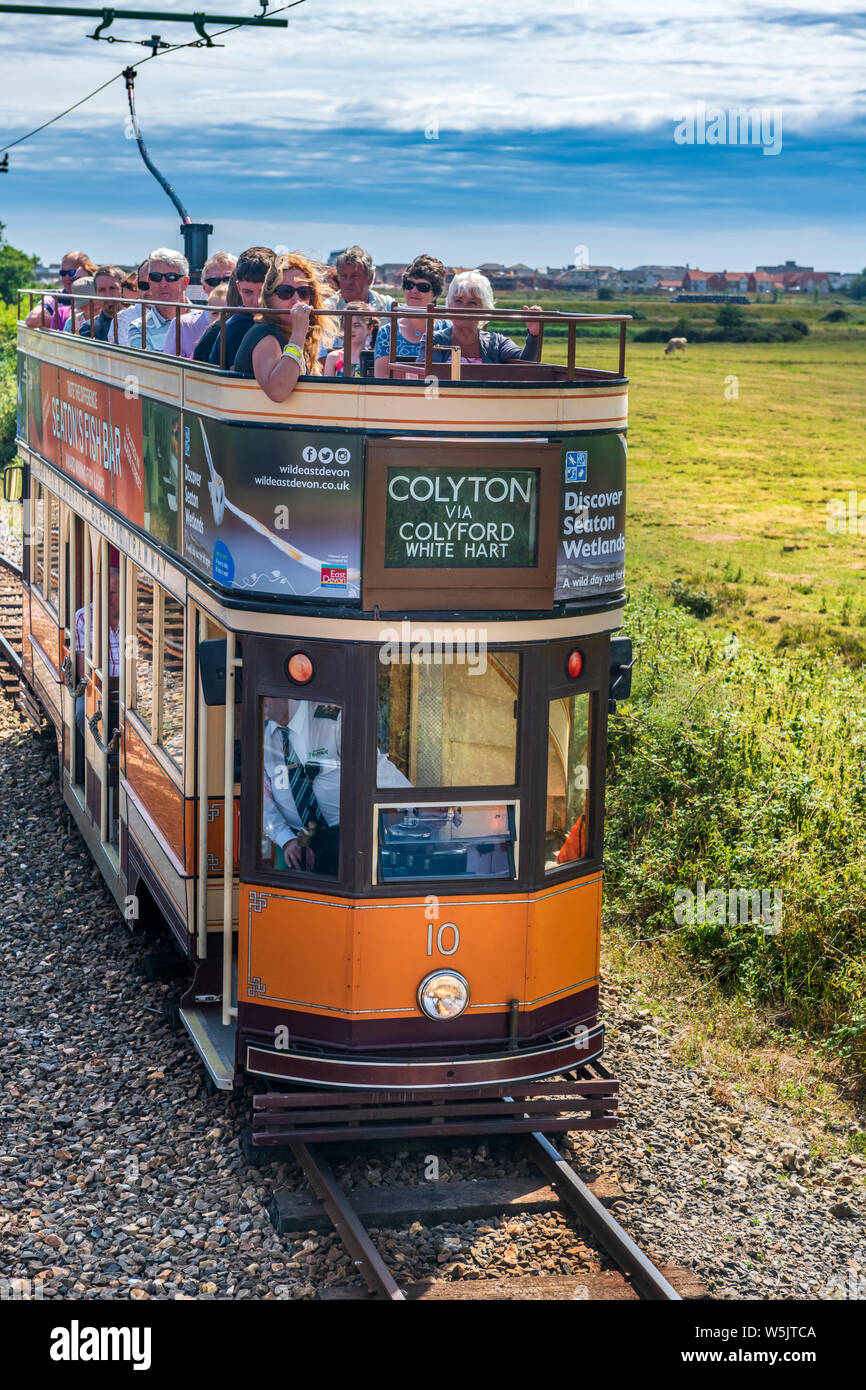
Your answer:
[115,259,153,345]
[323,302,379,377]
[25,250,97,330]
[234,252,333,401]
[373,254,449,378]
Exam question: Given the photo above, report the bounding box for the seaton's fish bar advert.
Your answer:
[182,415,363,600]
[556,434,627,600]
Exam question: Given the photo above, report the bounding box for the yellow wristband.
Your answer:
[284,342,304,367]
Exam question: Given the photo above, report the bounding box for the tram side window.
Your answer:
[377,653,520,787]
[545,693,591,870]
[46,491,60,610]
[132,570,155,735]
[31,479,44,592]
[159,593,184,768]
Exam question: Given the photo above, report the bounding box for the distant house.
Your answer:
[783,272,831,293]
[757,260,813,275]
[681,269,715,293]
[376,262,408,289]
[655,279,683,293]
[748,271,782,294]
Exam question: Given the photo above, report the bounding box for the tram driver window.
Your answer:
[546,693,591,870]
[260,696,412,877]
[377,652,520,787]
[260,697,344,877]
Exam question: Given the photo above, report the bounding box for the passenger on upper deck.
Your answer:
[323,302,379,377]
[201,250,237,298]
[373,254,449,377]
[319,244,392,363]
[62,277,96,334]
[234,252,333,402]
[78,265,124,341]
[207,245,275,369]
[435,270,543,363]
[125,249,208,357]
[116,259,152,346]
[24,250,96,330]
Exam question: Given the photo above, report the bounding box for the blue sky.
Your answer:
[0,1,864,270]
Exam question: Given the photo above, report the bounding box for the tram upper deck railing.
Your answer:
[15,290,629,615]
[18,289,631,383]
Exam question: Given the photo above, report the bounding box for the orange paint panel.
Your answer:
[353,900,527,1014]
[28,593,62,674]
[526,878,601,1005]
[185,797,239,876]
[240,885,354,1011]
[237,882,601,1020]
[124,721,184,863]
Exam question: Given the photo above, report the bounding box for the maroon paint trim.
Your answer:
[245,1024,604,1091]
[238,983,599,1055]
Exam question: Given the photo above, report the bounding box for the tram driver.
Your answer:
[262,699,410,875]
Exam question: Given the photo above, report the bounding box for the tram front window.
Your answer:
[546,693,591,870]
[377,652,520,787]
[260,696,411,877]
[377,803,517,882]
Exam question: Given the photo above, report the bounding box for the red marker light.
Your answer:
[287,652,314,684]
[567,649,583,679]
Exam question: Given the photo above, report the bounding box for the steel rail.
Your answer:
[291,1142,406,1302]
[525,1129,682,1301]
[0,557,24,678]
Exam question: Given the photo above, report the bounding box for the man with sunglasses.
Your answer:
[125,248,208,358]
[24,250,96,330]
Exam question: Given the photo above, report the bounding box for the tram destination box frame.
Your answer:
[363,439,559,610]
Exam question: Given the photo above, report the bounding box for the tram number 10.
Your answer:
[427,922,460,957]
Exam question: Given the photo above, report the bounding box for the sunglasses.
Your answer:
[402,277,433,293]
[148,271,183,283]
[203,274,231,288]
[58,268,78,278]
[273,284,313,301]
[137,280,149,292]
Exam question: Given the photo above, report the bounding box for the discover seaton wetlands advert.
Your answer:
[181,414,364,601]
[555,433,627,601]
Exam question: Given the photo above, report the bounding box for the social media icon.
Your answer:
[318,447,333,465]
[335,447,350,465]
[302,445,317,463]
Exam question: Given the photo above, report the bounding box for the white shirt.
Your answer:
[262,702,410,850]
[74,603,119,677]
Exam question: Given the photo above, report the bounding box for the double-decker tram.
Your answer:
[12,292,632,1139]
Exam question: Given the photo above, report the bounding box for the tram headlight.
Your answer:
[418,970,470,1021]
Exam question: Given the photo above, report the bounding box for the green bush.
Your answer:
[605,590,866,1073]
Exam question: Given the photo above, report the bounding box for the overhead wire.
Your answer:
[0,0,309,156]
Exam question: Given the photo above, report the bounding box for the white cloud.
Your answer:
[1,0,865,149]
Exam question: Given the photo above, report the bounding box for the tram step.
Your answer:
[179,1001,236,1091]
[268,1172,632,1236]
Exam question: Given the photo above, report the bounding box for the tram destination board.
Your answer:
[182,413,363,601]
[384,465,539,568]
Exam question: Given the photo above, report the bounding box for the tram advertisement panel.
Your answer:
[181,413,363,600]
[109,387,145,530]
[556,433,627,600]
[57,368,111,501]
[141,399,181,549]
[25,357,62,466]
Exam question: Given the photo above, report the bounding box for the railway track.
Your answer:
[0,552,24,691]
[263,1126,702,1302]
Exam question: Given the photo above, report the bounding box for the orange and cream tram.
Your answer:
[11,292,632,1138]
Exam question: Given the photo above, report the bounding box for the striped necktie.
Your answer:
[279,726,325,830]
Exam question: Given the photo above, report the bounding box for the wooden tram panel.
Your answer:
[13,303,630,1104]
